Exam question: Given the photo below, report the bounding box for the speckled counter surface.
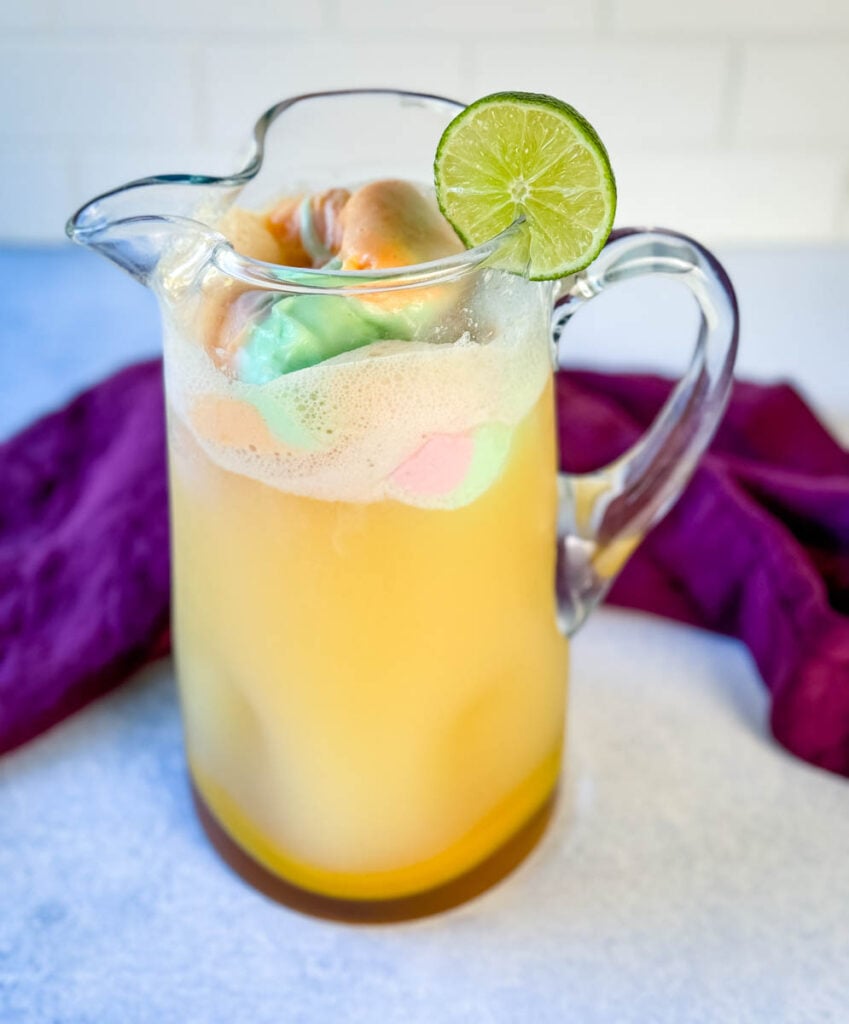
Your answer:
[2,245,848,1023]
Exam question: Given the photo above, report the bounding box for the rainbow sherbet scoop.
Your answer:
[226,179,464,383]
[189,177,535,510]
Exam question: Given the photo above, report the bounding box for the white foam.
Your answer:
[164,270,554,507]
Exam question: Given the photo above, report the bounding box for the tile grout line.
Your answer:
[595,0,615,37]
[718,39,744,150]
[191,42,207,149]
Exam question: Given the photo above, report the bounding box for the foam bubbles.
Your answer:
[165,270,553,509]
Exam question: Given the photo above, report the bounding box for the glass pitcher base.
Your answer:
[190,780,557,923]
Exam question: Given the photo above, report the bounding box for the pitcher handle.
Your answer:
[553,227,739,635]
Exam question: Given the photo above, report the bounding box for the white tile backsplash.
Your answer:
[68,143,238,211]
[336,0,598,37]
[611,0,849,35]
[201,40,465,149]
[471,42,729,150]
[54,0,324,34]
[737,43,849,147]
[614,152,845,243]
[2,0,849,243]
[0,40,196,143]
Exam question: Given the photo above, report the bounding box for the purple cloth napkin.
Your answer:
[0,363,170,754]
[2,360,848,776]
[559,372,849,776]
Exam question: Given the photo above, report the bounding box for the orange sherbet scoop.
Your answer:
[338,180,464,270]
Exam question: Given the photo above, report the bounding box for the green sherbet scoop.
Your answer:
[235,294,423,384]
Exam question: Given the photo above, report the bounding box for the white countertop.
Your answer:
[1,243,848,1023]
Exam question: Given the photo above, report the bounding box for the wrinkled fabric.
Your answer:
[1,360,847,776]
[559,372,849,777]
[0,363,170,754]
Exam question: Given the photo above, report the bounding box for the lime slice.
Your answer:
[434,92,616,280]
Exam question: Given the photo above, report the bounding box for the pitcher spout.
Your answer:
[66,174,239,285]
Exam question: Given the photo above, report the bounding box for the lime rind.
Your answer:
[434,92,617,281]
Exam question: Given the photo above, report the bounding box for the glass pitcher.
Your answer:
[68,89,738,921]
